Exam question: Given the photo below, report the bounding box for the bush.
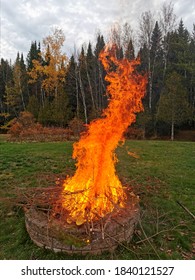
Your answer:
[124,126,144,140]
[68,117,86,139]
[8,111,72,142]
[8,111,34,138]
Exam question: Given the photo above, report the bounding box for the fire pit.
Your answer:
[25,191,140,255]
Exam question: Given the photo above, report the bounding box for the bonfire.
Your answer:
[58,45,147,225]
[24,44,147,254]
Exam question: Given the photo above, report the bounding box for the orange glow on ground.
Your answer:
[61,45,147,225]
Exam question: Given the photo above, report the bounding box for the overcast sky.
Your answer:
[1,0,195,61]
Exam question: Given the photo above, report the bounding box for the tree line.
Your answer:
[0,2,194,140]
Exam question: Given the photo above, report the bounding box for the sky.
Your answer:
[0,0,195,62]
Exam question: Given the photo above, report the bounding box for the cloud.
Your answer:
[1,0,194,61]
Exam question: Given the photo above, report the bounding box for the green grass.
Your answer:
[0,138,194,260]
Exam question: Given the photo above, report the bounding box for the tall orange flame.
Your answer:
[61,45,147,225]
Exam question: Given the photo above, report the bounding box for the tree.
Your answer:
[27,29,69,126]
[159,1,176,80]
[26,41,42,105]
[167,20,194,127]
[5,53,28,116]
[109,22,135,60]
[124,39,135,60]
[78,46,88,123]
[122,22,134,55]
[150,21,163,109]
[139,11,155,111]
[38,98,53,126]
[109,23,122,49]
[64,55,79,118]
[20,53,29,108]
[0,59,12,115]
[189,24,195,118]
[85,42,96,113]
[157,72,190,140]
[28,28,67,98]
[168,19,190,72]
[27,95,40,120]
[26,41,41,71]
[50,89,70,127]
[94,33,106,111]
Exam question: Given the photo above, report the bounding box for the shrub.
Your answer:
[124,126,144,140]
[8,111,72,142]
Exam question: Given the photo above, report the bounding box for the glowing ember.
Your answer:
[61,45,147,225]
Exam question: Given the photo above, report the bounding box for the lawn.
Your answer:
[0,137,194,260]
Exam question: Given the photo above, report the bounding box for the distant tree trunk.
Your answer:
[0,99,3,112]
[18,78,26,111]
[93,66,98,110]
[41,88,45,108]
[78,68,88,124]
[139,11,154,111]
[85,58,95,111]
[75,66,80,119]
[98,61,106,110]
[171,121,174,141]
[163,48,168,81]
[159,2,176,82]
[150,21,162,108]
[148,53,152,110]
[20,89,26,111]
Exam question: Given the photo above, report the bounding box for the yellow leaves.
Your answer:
[28,59,41,83]
[27,28,67,96]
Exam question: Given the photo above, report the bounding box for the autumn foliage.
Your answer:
[8,111,72,142]
[28,29,67,97]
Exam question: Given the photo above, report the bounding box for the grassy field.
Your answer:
[0,135,194,260]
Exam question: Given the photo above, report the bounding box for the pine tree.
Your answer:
[159,1,176,80]
[26,41,42,104]
[20,53,29,107]
[27,95,40,120]
[166,20,194,127]
[64,55,79,118]
[94,34,105,58]
[124,40,135,60]
[150,21,163,109]
[5,53,28,116]
[139,11,155,111]
[94,34,106,112]
[189,24,195,118]
[78,46,88,123]
[50,88,70,127]
[157,72,190,140]
[0,59,12,115]
[138,19,163,136]
[86,42,96,115]
[26,41,40,71]
[38,98,53,126]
